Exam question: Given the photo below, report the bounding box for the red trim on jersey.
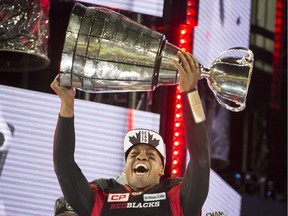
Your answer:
[91,184,107,216]
[167,182,184,216]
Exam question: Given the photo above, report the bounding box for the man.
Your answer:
[51,50,210,216]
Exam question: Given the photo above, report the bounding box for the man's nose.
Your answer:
[137,150,148,160]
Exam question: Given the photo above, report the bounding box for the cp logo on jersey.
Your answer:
[108,193,130,202]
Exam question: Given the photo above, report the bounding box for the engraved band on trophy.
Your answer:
[59,3,254,112]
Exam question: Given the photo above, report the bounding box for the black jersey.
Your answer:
[90,178,185,216]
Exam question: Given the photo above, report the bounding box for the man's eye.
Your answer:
[130,153,137,158]
[149,155,156,160]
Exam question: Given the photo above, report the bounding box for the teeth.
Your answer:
[135,164,148,169]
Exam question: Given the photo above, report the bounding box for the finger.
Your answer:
[172,60,182,71]
[190,54,199,69]
[185,53,200,77]
[56,74,60,82]
[52,75,58,84]
[177,51,190,73]
[173,60,188,83]
[51,75,61,90]
[191,55,201,77]
[173,60,187,79]
[50,80,59,91]
[182,51,195,72]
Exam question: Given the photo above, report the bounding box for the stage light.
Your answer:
[180,39,186,44]
[181,29,188,35]
[175,122,180,127]
[270,0,285,109]
[171,0,199,177]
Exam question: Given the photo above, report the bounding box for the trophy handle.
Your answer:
[214,94,246,112]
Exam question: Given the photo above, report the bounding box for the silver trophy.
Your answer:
[0,0,50,72]
[60,3,254,112]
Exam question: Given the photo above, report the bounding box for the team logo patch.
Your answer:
[143,192,166,201]
[131,191,143,196]
[205,211,227,216]
[108,193,130,202]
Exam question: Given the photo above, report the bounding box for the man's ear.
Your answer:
[159,166,165,176]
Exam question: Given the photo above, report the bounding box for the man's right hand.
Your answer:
[50,75,75,117]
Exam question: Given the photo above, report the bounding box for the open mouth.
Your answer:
[133,164,149,174]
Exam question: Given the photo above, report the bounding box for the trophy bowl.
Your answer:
[200,47,254,112]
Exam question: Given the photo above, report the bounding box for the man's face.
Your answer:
[125,144,164,191]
